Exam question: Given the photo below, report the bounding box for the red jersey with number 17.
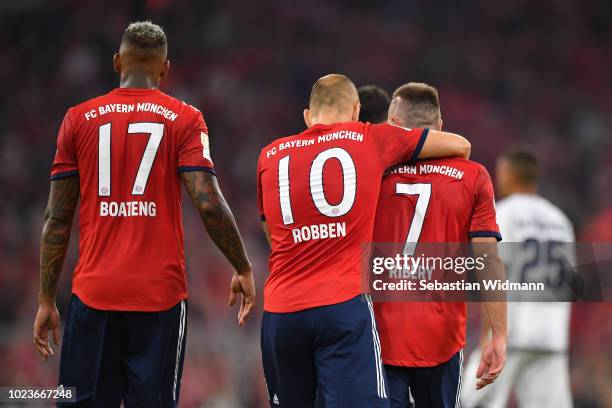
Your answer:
[50,88,214,312]
[257,122,429,312]
[373,158,500,367]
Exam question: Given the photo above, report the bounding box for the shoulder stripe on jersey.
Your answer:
[410,128,430,164]
[50,170,79,181]
[177,166,216,175]
[469,231,502,241]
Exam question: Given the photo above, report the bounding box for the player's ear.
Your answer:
[388,115,400,126]
[438,118,444,131]
[303,109,312,128]
[160,59,170,80]
[113,53,121,74]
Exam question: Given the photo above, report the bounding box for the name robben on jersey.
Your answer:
[267,129,363,244]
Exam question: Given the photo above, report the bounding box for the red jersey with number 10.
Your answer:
[51,88,214,311]
[257,122,428,312]
[373,158,500,367]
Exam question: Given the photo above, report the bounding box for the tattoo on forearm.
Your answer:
[40,177,79,302]
[181,172,251,273]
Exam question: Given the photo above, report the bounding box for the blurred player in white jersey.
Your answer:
[462,146,575,408]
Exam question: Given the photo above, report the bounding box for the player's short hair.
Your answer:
[358,85,391,123]
[309,74,358,115]
[390,82,441,128]
[500,146,540,185]
[121,21,167,54]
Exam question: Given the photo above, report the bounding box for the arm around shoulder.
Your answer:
[418,130,471,160]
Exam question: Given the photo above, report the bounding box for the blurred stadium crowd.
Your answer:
[0,0,610,406]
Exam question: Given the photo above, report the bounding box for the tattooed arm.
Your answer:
[181,171,256,325]
[34,176,79,359]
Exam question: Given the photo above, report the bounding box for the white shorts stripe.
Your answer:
[455,348,464,408]
[364,295,381,397]
[366,295,387,399]
[366,297,382,398]
[172,300,186,401]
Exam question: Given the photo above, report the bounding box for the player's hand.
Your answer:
[228,270,256,326]
[475,334,506,390]
[33,303,61,361]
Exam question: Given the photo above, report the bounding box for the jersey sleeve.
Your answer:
[369,123,429,169]
[50,109,79,180]
[177,110,215,174]
[469,167,502,241]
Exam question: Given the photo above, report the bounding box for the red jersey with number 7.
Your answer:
[373,158,500,367]
[50,88,214,311]
[257,122,429,312]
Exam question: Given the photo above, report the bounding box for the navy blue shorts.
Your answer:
[58,295,188,407]
[385,349,463,408]
[261,294,389,408]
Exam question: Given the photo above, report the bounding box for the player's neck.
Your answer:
[119,73,159,89]
[510,186,538,196]
[309,113,352,127]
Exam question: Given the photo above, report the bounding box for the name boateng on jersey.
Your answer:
[373,158,501,367]
[257,122,428,312]
[51,88,214,311]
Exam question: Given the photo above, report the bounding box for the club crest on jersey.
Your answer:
[201,132,212,161]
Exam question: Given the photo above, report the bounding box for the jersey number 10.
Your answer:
[98,122,164,197]
[278,147,356,225]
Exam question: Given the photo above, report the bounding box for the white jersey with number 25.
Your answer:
[496,193,575,352]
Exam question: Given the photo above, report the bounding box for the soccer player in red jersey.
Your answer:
[32,21,255,407]
[372,83,507,408]
[257,74,471,407]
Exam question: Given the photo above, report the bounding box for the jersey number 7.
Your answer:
[396,183,432,256]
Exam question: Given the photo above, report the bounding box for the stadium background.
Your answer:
[0,0,611,406]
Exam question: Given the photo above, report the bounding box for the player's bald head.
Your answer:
[388,82,442,130]
[309,74,359,116]
[120,21,168,61]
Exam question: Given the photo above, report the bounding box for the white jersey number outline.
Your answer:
[98,122,164,196]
